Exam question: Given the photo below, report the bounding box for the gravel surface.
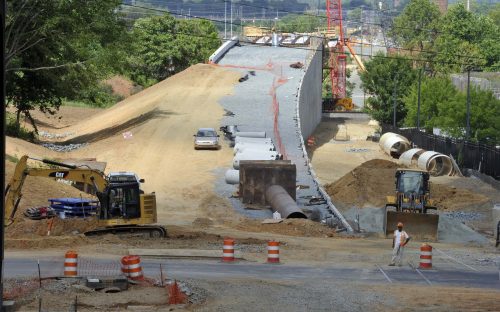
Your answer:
[190,278,394,312]
[216,44,331,220]
[42,143,88,152]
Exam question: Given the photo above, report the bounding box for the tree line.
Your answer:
[360,1,500,145]
[6,0,220,138]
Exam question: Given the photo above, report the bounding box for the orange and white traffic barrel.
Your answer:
[307,136,316,147]
[64,251,78,276]
[126,255,144,280]
[222,238,235,262]
[267,241,280,264]
[120,256,130,277]
[419,244,432,269]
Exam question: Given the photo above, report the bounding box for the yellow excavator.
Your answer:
[384,169,439,241]
[5,155,166,237]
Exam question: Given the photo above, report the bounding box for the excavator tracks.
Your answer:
[84,225,167,238]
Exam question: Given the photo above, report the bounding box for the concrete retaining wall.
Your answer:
[298,42,323,139]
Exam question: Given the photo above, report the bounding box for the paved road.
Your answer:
[5,256,499,290]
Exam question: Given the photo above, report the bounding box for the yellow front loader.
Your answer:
[384,169,439,241]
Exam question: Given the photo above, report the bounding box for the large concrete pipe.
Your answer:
[399,148,425,167]
[234,142,276,155]
[379,132,410,157]
[265,185,307,219]
[234,131,267,138]
[235,137,273,144]
[225,169,239,184]
[233,151,278,169]
[417,151,453,176]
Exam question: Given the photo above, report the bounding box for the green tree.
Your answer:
[390,0,441,51]
[434,3,499,72]
[403,76,500,144]
[359,53,417,125]
[6,0,128,134]
[276,14,324,33]
[129,14,220,86]
[432,87,500,144]
[403,76,460,131]
[488,3,500,27]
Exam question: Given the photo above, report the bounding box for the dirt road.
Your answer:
[7,64,241,225]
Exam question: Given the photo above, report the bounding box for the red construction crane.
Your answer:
[326,0,352,110]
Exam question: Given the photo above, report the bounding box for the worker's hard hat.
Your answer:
[397,222,404,227]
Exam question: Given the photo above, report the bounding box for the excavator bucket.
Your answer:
[384,210,439,242]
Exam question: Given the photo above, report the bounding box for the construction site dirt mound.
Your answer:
[6,217,99,239]
[235,219,337,237]
[325,159,489,211]
[325,159,399,208]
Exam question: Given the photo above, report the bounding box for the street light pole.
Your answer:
[416,67,422,130]
[1,0,6,309]
[393,73,398,128]
[466,69,471,140]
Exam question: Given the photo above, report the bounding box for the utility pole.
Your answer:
[466,69,471,140]
[224,1,227,39]
[1,0,6,309]
[393,73,399,128]
[230,0,233,38]
[416,67,422,130]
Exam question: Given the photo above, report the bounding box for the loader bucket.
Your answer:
[384,210,439,242]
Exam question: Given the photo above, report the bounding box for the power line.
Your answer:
[220,0,445,35]
[121,4,491,64]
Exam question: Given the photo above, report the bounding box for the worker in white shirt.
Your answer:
[389,222,410,266]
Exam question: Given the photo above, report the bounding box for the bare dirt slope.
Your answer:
[6,64,241,226]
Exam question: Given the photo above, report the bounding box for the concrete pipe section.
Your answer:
[225,169,240,184]
[233,151,279,169]
[379,132,411,157]
[234,142,276,155]
[265,185,307,219]
[399,148,425,167]
[234,131,267,138]
[234,137,273,145]
[417,151,453,176]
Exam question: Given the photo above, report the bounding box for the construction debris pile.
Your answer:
[325,159,489,211]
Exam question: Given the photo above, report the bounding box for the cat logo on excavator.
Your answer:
[384,169,439,241]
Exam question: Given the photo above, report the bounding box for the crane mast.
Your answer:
[326,0,346,100]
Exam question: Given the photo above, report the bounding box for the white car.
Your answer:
[194,128,220,150]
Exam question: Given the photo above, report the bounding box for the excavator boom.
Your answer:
[4,155,166,237]
[4,155,107,226]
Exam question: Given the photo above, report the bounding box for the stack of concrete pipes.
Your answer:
[225,132,279,184]
[379,132,455,176]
